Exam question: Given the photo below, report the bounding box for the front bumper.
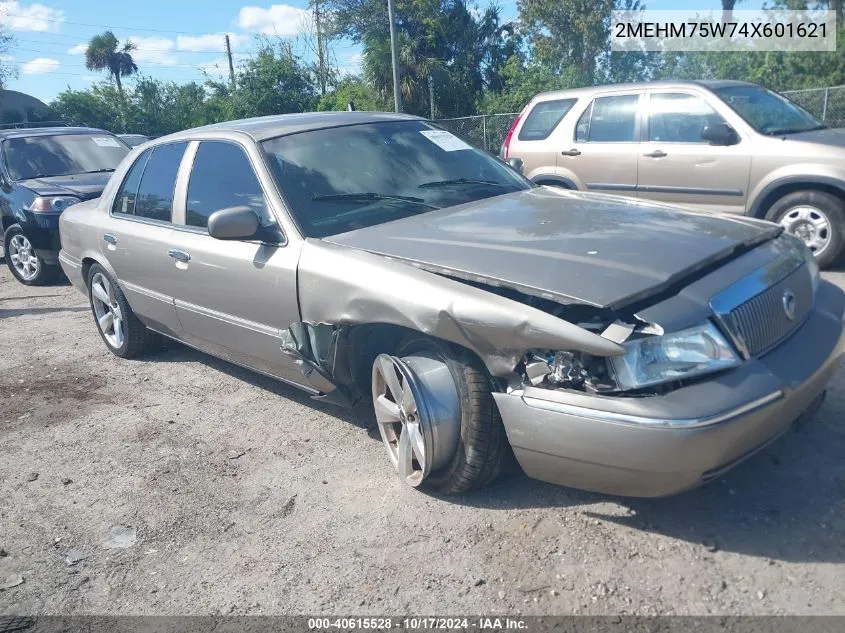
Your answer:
[493,280,845,497]
[18,211,62,264]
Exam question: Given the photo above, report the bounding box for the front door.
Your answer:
[636,90,752,214]
[559,91,643,197]
[99,142,189,336]
[166,140,305,383]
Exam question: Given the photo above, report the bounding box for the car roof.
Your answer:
[531,79,757,101]
[0,126,112,140]
[154,111,424,144]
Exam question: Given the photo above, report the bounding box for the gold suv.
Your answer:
[502,80,845,268]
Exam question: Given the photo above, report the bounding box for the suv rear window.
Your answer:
[518,99,576,141]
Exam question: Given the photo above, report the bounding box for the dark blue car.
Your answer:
[1,126,130,285]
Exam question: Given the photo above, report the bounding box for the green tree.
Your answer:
[0,26,15,90]
[317,75,385,111]
[84,31,138,97]
[50,83,122,130]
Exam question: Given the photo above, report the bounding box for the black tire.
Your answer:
[395,336,510,493]
[86,263,158,359]
[3,224,60,286]
[764,190,845,269]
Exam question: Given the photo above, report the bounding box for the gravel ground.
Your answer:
[1,259,844,617]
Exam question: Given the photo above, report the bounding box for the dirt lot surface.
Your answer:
[1,260,845,617]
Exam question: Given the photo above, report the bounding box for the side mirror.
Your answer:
[701,123,738,146]
[207,205,260,240]
[507,157,524,174]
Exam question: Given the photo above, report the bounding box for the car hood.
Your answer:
[781,127,845,148]
[324,187,780,310]
[17,172,112,200]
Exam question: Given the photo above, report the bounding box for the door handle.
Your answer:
[643,150,667,158]
[561,148,582,156]
[103,234,117,245]
[167,248,191,263]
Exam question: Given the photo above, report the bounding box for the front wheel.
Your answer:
[371,336,509,493]
[3,225,59,285]
[765,190,845,269]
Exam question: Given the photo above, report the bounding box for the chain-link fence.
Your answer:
[435,112,520,153]
[783,85,845,128]
[435,85,845,151]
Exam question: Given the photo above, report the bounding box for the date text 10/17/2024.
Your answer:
[307,617,528,630]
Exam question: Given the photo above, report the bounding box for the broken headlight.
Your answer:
[609,322,739,391]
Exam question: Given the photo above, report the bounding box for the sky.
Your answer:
[0,0,764,104]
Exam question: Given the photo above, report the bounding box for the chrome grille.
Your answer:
[727,263,813,357]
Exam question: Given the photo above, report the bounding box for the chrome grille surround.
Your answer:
[710,239,814,359]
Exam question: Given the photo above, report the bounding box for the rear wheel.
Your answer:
[764,190,845,268]
[371,336,509,493]
[3,225,59,285]
[87,264,157,358]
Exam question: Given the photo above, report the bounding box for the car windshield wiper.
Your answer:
[763,124,827,135]
[312,192,438,208]
[78,168,116,174]
[417,178,505,189]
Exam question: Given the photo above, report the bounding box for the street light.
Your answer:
[387,0,401,113]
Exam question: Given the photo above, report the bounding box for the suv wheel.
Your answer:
[3,224,60,285]
[371,336,509,493]
[765,190,845,268]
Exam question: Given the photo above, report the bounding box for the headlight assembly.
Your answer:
[609,321,740,391]
[27,196,82,213]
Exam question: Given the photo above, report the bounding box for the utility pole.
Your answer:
[387,0,401,113]
[225,34,236,92]
[428,75,434,120]
[314,0,326,96]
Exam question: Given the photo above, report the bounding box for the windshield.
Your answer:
[713,84,826,136]
[3,133,130,180]
[261,120,531,238]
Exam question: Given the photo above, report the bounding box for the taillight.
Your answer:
[501,110,524,160]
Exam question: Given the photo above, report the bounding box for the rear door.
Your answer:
[98,142,189,335]
[559,91,643,196]
[166,139,305,383]
[507,98,577,180]
[636,90,752,213]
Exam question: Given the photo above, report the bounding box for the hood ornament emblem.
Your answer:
[782,289,797,321]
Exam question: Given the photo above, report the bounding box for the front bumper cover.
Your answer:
[493,280,845,497]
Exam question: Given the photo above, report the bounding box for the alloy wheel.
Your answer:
[779,205,832,256]
[8,234,40,281]
[371,352,461,487]
[91,272,125,349]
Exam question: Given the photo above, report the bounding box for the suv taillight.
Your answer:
[501,110,525,160]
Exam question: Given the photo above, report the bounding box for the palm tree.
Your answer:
[84,31,137,97]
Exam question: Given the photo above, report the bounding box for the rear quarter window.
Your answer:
[518,99,577,141]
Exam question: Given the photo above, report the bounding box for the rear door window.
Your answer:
[575,94,640,143]
[133,142,188,223]
[518,99,577,141]
[112,148,151,216]
[648,92,726,143]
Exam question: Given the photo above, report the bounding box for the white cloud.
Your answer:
[125,36,177,65]
[177,32,248,52]
[21,56,59,74]
[0,53,14,61]
[237,4,311,36]
[67,42,86,55]
[0,1,64,32]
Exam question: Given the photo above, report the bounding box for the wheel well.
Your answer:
[752,182,845,219]
[80,257,99,287]
[2,216,15,232]
[339,323,489,401]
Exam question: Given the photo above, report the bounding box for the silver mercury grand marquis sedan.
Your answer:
[58,112,845,497]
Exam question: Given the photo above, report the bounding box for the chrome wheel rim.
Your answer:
[91,272,125,349]
[8,234,40,281]
[372,352,461,487]
[780,205,832,257]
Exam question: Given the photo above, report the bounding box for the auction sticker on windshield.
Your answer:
[92,136,122,147]
[420,130,472,152]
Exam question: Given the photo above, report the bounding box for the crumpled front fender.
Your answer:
[296,239,624,378]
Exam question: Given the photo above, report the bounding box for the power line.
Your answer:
[12,37,253,55]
